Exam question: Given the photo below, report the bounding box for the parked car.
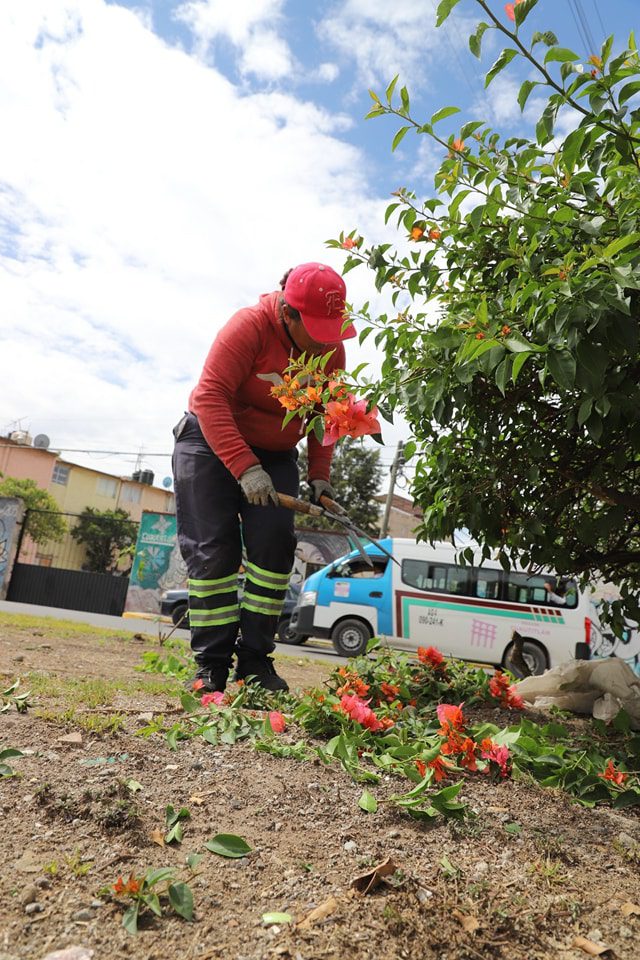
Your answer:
[160,580,302,643]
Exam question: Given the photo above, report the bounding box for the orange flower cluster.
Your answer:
[436,703,478,771]
[417,645,445,669]
[379,681,401,702]
[336,666,370,698]
[488,672,525,710]
[598,759,628,786]
[415,755,453,782]
[113,874,141,896]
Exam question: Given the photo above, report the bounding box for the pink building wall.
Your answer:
[0,441,57,487]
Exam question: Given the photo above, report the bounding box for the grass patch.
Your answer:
[0,612,136,642]
[34,707,126,735]
[26,672,178,706]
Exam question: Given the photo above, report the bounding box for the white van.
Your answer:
[289,537,593,675]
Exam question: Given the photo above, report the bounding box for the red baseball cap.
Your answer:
[284,262,356,343]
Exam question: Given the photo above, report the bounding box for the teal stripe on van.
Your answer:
[401,596,565,630]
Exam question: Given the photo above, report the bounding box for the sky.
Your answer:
[0,0,638,492]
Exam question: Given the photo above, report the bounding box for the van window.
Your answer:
[402,560,472,595]
[475,568,501,600]
[504,573,578,609]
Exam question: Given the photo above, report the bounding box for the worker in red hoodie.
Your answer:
[172,263,355,693]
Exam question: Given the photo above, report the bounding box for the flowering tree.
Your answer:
[330,0,640,628]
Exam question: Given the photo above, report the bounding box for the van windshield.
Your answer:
[331,557,387,579]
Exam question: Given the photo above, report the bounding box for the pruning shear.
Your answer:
[277,493,399,567]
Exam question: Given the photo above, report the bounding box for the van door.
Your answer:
[317,554,391,638]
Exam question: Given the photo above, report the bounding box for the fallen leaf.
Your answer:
[262,912,293,925]
[351,856,397,895]
[621,901,640,917]
[57,732,83,746]
[572,936,612,956]
[188,795,206,806]
[297,894,339,929]
[453,909,480,933]
[150,828,165,847]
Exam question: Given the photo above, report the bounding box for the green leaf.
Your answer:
[185,852,204,870]
[546,350,576,391]
[514,0,538,26]
[544,47,580,64]
[385,75,399,104]
[561,127,586,172]
[435,0,462,27]
[485,48,518,88]
[262,912,293,925]
[577,398,593,426]
[511,350,531,384]
[469,22,489,59]
[531,30,558,48]
[504,822,522,834]
[517,79,538,112]
[122,903,140,936]
[205,833,252,858]
[602,233,640,259]
[168,882,194,921]
[431,105,460,124]
[145,867,175,887]
[392,125,411,152]
[358,789,378,813]
[618,80,640,105]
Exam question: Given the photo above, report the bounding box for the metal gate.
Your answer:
[7,509,139,616]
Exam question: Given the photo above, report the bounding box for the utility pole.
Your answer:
[380,441,404,538]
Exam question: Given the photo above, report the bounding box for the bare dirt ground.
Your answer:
[1,612,639,960]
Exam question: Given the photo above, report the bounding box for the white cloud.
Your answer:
[0,0,400,482]
[317,0,477,93]
[176,0,294,80]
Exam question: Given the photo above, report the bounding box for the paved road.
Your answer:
[0,599,342,664]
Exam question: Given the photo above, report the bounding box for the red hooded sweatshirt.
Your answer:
[189,291,346,481]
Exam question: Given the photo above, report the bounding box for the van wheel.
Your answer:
[503,638,548,678]
[276,617,305,644]
[331,618,371,657]
[172,603,189,627]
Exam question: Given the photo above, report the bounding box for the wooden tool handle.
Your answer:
[277,493,324,517]
[319,494,347,516]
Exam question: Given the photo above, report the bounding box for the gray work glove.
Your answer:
[239,465,279,507]
[309,479,337,505]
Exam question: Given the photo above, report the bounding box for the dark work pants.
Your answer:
[172,413,299,669]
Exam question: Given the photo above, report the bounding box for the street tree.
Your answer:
[0,474,66,544]
[298,437,383,533]
[330,0,640,628]
[71,507,138,574]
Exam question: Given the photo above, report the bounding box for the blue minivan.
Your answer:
[288,537,596,675]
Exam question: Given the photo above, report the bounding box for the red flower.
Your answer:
[192,678,205,691]
[489,672,524,710]
[338,693,392,733]
[458,737,478,771]
[113,873,141,896]
[342,236,357,249]
[451,138,465,153]
[113,876,125,895]
[417,645,444,668]
[437,702,465,734]
[201,691,225,707]
[410,225,424,241]
[504,0,522,22]
[268,710,286,733]
[322,395,381,446]
[428,227,441,241]
[480,738,511,778]
[599,760,628,787]
[415,759,427,778]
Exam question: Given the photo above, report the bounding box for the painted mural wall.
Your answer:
[124,513,351,615]
[0,497,25,600]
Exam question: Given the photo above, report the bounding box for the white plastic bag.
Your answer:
[517,658,640,729]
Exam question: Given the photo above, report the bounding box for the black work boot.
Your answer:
[185,664,229,694]
[233,654,289,692]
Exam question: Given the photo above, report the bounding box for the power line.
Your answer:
[591,0,607,42]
